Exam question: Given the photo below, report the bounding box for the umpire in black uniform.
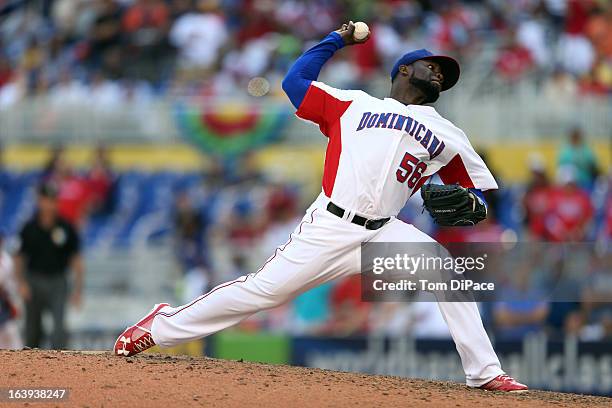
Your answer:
[15,183,84,349]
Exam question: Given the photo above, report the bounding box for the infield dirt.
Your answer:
[1,349,610,408]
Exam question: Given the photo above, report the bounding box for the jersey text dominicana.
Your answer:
[296,81,498,219]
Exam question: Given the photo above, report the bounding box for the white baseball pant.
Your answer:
[151,193,504,386]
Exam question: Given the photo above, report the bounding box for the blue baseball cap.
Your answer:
[391,49,460,91]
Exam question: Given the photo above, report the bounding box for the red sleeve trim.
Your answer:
[295,83,351,196]
[437,154,475,188]
[296,84,350,137]
[295,84,318,121]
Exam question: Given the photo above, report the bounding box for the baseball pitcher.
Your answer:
[114,22,527,392]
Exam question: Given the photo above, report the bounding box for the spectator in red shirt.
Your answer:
[324,275,370,336]
[565,0,597,35]
[42,150,89,228]
[236,0,277,46]
[544,166,594,242]
[523,156,553,240]
[122,0,170,40]
[55,162,91,229]
[122,0,170,77]
[495,32,534,82]
[87,146,115,216]
[432,2,474,55]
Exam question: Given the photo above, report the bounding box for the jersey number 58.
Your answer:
[396,152,427,188]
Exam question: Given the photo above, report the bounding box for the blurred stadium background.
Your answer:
[0,0,610,396]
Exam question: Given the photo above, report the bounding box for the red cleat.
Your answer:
[480,375,528,392]
[114,303,169,357]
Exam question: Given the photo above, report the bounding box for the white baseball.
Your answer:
[353,22,369,41]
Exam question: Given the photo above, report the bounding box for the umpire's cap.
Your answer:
[391,49,460,91]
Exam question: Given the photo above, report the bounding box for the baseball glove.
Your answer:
[420,184,487,226]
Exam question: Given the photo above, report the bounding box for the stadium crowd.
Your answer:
[0,0,611,109]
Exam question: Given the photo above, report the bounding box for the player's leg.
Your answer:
[151,207,363,347]
[111,202,369,356]
[369,219,504,387]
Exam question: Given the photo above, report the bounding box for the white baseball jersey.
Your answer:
[296,81,498,218]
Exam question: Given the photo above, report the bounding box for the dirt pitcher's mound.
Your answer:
[1,350,610,408]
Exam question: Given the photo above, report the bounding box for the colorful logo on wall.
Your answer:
[175,101,290,157]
